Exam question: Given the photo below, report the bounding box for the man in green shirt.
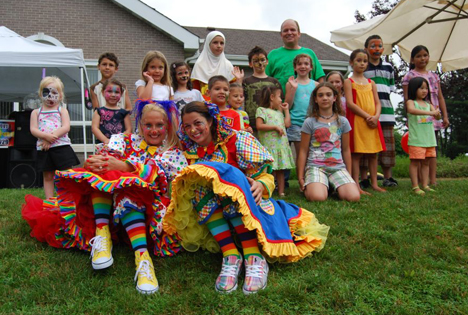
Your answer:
[266,19,325,93]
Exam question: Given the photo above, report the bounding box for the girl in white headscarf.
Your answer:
[191,31,243,96]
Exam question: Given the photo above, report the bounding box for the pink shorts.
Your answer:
[408,146,436,159]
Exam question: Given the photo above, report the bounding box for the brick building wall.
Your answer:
[1,0,186,101]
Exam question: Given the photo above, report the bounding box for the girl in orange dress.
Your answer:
[344,49,386,194]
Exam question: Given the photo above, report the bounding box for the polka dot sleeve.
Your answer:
[158,147,188,182]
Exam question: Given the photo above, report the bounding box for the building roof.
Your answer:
[110,0,199,51]
[185,26,349,62]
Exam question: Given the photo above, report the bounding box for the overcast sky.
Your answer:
[142,0,376,54]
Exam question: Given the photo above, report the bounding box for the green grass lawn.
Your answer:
[1,178,467,315]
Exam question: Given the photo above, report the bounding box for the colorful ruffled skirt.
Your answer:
[22,168,181,257]
[163,162,329,262]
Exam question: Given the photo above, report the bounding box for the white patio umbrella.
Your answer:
[330,0,468,71]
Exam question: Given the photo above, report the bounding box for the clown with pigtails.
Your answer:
[22,99,187,294]
[163,101,330,295]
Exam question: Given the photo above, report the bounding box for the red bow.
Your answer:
[197,142,215,158]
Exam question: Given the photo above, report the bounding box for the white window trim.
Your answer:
[27,33,65,47]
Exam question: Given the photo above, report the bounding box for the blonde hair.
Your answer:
[137,103,179,151]
[140,51,172,88]
[38,76,65,102]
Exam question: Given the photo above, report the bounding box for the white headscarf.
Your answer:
[191,31,234,84]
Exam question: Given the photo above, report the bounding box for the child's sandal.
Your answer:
[412,186,425,196]
[423,186,436,193]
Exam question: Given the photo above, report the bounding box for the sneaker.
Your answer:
[134,251,159,294]
[383,178,398,187]
[89,226,113,270]
[359,179,371,189]
[243,255,269,295]
[388,177,398,186]
[215,255,243,293]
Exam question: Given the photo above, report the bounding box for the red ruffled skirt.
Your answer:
[22,168,181,257]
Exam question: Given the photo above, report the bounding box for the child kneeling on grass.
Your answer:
[297,82,360,202]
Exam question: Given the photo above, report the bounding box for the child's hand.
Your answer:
[288,76,298,89]
[232,67,244,82]
[143,71,154,82]
[432,110,441,120]
[442,117,450,128]
[280,102,289,111]
[43,133,58,143]
[41,141,51,151]
[245,126,254,134]
[298,177,305,192]
[366,115,378,129]
[276,126,285,136]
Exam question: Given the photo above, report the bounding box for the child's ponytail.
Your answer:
[260,85,282,109]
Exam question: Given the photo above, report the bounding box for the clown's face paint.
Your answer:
[250,53,268,74]
[103,84,122,107]
[140,110,167,146]
[182,112,213,147]
[42,84,61,107]
[175,66,190,88]
[367,39,384,63]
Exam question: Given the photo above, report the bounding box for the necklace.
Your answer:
[319,113,335,120]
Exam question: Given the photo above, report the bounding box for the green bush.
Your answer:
[391,155,468,178]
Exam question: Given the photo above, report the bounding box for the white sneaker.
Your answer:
[215,255,243,293]
[243,255,268,294]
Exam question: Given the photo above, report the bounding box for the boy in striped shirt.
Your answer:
[360,35,398,188]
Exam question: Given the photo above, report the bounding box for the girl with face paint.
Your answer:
[30,76,80,199]
[170,61,204,114]
[91,78,132,145]
[23,100,188,294]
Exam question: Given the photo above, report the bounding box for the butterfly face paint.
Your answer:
[103,84,122,106]
[42,87,60,106]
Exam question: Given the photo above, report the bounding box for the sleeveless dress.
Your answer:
[346,78,386,153]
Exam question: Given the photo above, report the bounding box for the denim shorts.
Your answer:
[286,124,302,142]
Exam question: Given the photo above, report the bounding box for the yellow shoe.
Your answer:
[89,226,113,270]
[134,251,159,294]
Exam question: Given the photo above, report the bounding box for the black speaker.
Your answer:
[9,111,37,148]
[0,148,7,188]
[7,147,42,188]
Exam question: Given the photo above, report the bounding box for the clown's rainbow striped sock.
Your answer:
[92,191,112,229]
[230,216,262,260]
[121,210,147,254]
[206,208,240,258]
